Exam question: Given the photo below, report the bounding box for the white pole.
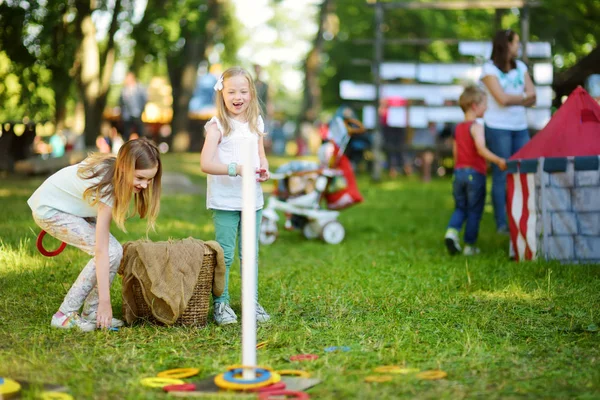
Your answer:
[241,143,257,380]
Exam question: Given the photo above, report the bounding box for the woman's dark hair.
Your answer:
[491,29,518,73]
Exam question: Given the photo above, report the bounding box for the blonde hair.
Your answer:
[215,67,264,137]
[459,85,486,112]
[78,137,162,232]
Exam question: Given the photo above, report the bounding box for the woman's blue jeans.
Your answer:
[447,168,487,245]
[484,126,530,230]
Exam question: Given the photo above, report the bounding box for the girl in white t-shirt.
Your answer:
[480,29,537,233]
[28,138,162,331]
[200,67,271,326]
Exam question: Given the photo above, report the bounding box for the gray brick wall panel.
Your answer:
[572,187,600,212]
[547,235,574,260]
[578,213,600,235]
[574,236,600,260]
[549,168,574,188]
[551,212,578,235]
[544,187,572,212]
[575,170,600,187]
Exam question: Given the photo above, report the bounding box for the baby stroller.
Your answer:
[260,113,365,245]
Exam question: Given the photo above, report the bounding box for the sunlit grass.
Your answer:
[0,153,599,399]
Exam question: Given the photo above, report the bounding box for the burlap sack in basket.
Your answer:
[118,237,225,326]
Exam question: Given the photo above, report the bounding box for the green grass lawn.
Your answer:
[1,153,599,399]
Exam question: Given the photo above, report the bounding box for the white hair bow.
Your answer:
[213,76,224,91]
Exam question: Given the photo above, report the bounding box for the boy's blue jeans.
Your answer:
[211,209,262,304]
[484,126,530,230]
[447,168,487,245]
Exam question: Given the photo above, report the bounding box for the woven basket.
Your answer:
[126,246,215,327]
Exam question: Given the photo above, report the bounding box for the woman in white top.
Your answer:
[200,67,271,326]
[481,29,537,233]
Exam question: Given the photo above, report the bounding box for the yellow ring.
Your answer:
[276,369,311,378]
[214,372,281,391]
[157,368,200,379]
[40,392,75,400]
[416,370,447,380]
[140,377,185,388]
[0,378,21,396]
[374,366,420,374]
[225,364,274,373]
[365,375,393,383]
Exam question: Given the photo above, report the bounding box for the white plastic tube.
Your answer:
[241,143,257,380]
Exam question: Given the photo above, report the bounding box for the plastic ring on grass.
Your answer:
[289,354,319,362]
[39,393,74,400]
[374,366,419,374]
[249,381,286,392]
[223,368,272,384]
[163,383,197,392]
[364,375,393,383]
[140,377,185,388]
[0,378,21,397]
[37,230,67,257]
[214,372,280,390]
[258,390,309,400]
[225,364,274,373]
[324,346,350,353]
[416,370,447,380]
[276,370,311,378]
[157,368,200,379]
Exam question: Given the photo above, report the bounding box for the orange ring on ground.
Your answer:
[276,370,310,378]
[416,370,447,380]
[37,231,67,257]
[157,368,200,379]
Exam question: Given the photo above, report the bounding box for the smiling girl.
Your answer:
[200,66,271,326]
[28,138,162,331]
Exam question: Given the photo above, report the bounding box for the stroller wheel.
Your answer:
[321,221,345,245]
[260,217,278,245]
[302,222,320,240]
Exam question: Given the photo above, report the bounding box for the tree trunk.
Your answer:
[167,0,219,152]
[296,0,333,138]
[73,0,120,146]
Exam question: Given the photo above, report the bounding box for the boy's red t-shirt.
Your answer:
[454,121,487,175]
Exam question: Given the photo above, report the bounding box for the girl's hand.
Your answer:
[256,168,270,182]
[96,300,113,329]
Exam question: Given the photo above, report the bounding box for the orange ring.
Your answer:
[416,370,447,380]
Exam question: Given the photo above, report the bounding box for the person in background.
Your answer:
[480,29,536,234]
[119,71,148,141]
[444,86,507,256]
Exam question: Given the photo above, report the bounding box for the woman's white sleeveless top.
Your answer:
[206,116,264,211]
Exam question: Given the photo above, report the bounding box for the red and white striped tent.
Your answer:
[507,87,600,262]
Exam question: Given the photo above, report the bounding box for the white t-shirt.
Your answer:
[481,60,529,131]
[28,162,114,219]
[206,116,265,211]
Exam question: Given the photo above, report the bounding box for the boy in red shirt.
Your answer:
[445,86,507,255]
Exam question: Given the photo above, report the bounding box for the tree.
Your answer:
[71,0,122,146]
[130,0,239,151]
